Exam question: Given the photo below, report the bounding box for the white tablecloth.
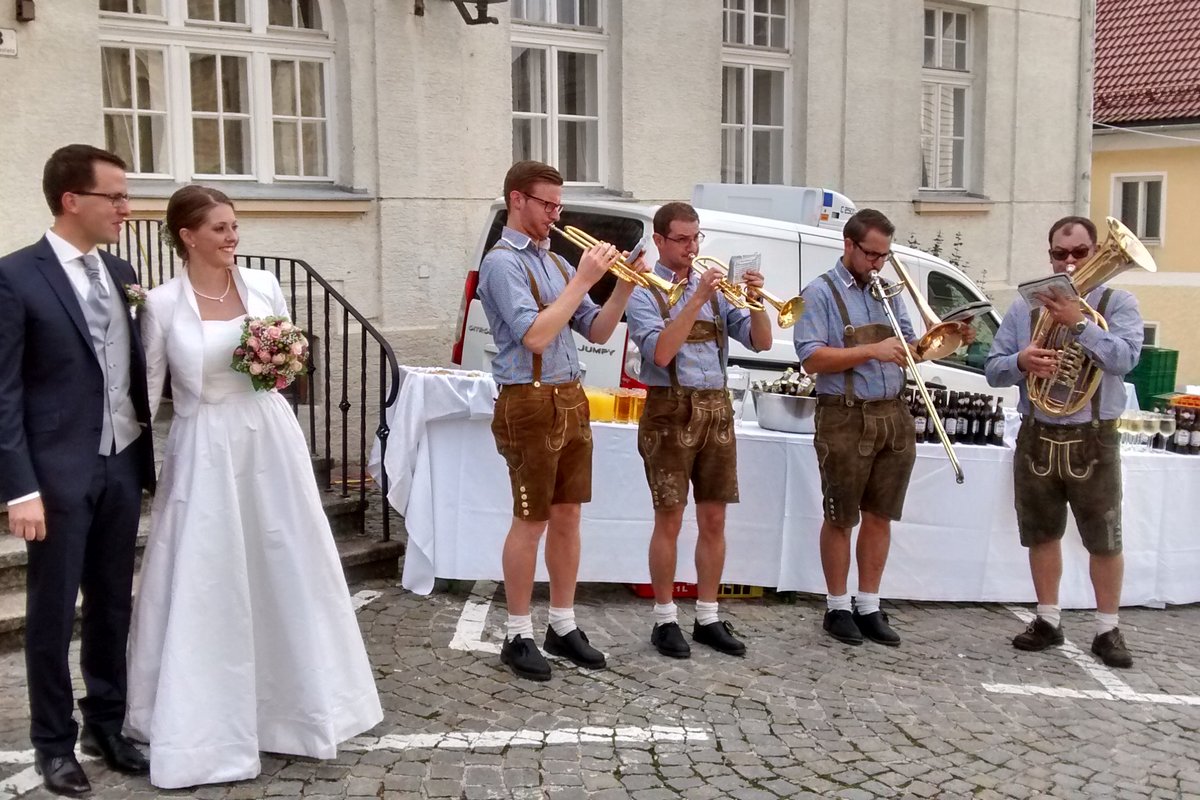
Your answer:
[374,372,1200,607]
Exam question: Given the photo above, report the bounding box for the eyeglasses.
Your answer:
[72,191,131,207]
[664,232,706,245]
[1049,245,1093,261]
[854,241,892,262]
[521,192,564,215]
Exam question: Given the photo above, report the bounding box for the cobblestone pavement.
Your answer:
[2,579,1200,799]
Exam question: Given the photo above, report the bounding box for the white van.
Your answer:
[451,195,1014,403]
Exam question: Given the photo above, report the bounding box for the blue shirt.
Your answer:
[985,285,1142,423]
[477,227,601,385]
[792,260,916,401]
[625,262,760,389]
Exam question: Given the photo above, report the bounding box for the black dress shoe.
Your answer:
[1012,616,1065,652]
[34,752,91,797]
[853,610,901,647]
[651,622,691,659]
[823,609,863,645]
[501,636,552,681]
[80,726,149,775]
[1092,627,1134,668]
[692,620,746,656]
[544,626,606,669]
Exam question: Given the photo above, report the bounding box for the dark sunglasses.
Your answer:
[1049,245,1092,261]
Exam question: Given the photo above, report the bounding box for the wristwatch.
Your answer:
[1071,319,1088,335]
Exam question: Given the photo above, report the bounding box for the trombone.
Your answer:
[885,253,966,361]
[690,255,805,329]
[550,224,686,306]
[868,269,965,484]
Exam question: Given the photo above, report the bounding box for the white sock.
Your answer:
[855,592,881,615]
[827,593,852,612]
[1096,612,1119,636]
[695,600,720,627]
[548,606,577,636]
[1036,604,1062,628]
[507,613,534,640]
[653,602,678,626]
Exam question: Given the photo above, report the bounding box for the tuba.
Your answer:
[1029,217,1157,417]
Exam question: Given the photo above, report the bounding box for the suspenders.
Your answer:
[488,243,572,386]
[649,286,725,390]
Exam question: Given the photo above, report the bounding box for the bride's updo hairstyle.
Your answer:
[164,185,235,261]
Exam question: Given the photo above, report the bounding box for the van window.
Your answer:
[482,209,645,306]
[926,271,998,372]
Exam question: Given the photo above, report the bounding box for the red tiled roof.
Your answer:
[1094,0,1200,124]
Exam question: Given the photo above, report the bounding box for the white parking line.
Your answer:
[449,580,501,655]
[351,589,383,611]
[982,606,1200,706]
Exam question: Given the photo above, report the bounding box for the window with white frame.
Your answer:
[921,4,972,191]
[1114,175,1164,242]
[98,0,334,183]
[511,2,605,184]
[721,0,789,184]
[1143,322,1159,347]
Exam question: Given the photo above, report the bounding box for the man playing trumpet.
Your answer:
[986,216,1143,668]
[793,209,973,647]
[625,202,771,659]
[477,160,649,681]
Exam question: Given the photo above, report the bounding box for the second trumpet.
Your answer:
[691,254,804,329]
[550,224,685,306]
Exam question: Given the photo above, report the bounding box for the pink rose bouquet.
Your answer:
[231,315,309,391]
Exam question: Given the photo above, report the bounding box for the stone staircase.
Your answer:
[0,409,404,650]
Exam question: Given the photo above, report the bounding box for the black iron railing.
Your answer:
[108,219,400,542]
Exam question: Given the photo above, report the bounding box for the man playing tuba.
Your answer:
[986,215,1144,668]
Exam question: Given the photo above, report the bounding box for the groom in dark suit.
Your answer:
[0,145,155,796]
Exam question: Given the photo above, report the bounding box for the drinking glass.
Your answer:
[630,388,647,421]
[1116,412,1134,450]
[1138,411,1156,452]
[726,366,750,423]
[614,389,633,423]
[1159,413,1176,453]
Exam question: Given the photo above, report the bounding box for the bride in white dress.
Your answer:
[125,185,382,789]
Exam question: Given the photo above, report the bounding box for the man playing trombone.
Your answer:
[625,202,772,659]
[793,209,971,647]
[477,160,649,682]
[985,216,1143,669]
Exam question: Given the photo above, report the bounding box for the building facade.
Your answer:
[1091,0,1200,387]
[0,0,1092,365]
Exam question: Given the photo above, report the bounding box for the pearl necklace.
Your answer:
[192,272,232,303]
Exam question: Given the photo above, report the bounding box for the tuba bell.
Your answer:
[1028,217,1157,417]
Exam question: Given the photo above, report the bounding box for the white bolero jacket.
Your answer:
[142,266,290,421]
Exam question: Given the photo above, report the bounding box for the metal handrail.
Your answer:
[107,219,401,542]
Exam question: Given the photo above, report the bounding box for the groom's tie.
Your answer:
[82,253,112,331]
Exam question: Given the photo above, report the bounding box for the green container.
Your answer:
[1127,346,1178,410]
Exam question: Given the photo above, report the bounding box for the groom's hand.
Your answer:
[7,497,46,541]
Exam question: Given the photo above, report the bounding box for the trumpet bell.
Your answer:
[774,296,805,329]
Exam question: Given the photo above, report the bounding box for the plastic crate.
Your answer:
[1155,392,1200,410]
[629,583,765,600]
[1128,346,1178,410]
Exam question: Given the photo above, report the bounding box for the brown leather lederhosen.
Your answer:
[1014,288,1122,554]
[811,273,916,526]
[636,285,739,509]
[487,243,592,522]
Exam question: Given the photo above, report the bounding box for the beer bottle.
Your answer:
[1190,410,1200,456]
[989,398,1006,446]
[972,394,987,445]
[944,392,958,443]
[1174,408,1191,454]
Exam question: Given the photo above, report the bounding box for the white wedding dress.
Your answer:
[126,298,383,789]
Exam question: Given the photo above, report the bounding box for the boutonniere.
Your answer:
[125,284,148,317]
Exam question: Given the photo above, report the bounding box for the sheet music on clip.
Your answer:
[727,253,761,284]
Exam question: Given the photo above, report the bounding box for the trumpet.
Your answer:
[550,224,685,306]
[690,255,805,329]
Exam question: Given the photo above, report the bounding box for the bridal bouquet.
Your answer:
[232,316,310,391]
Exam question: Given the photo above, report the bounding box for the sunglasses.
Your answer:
[1049,245,1092,261]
